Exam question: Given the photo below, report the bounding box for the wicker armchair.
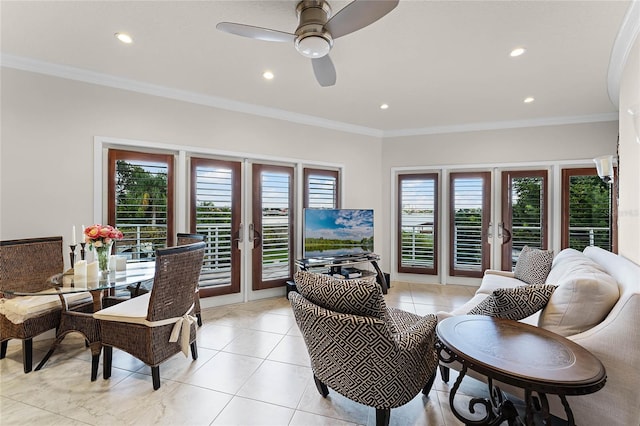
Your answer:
[0,237,90,373]
[290,271,439,426]
[94,242,205,390]
[122,233,205,326]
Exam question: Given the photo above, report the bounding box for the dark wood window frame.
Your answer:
[303,167,341,209]
[107,149,175,248]
[561,167,618,252]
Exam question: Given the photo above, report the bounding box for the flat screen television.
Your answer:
[303,208,374,259]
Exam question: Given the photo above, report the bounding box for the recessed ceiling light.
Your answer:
[115,33,133,44]
[262,71,274,80]
[524,97,535,103]
[510,47,526,57]
[380,103,389,110]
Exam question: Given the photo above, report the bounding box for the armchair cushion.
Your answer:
[293,271,387,320]
[0,292,91,324]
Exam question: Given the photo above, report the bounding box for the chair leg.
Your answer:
[439,365,450,382]
[190,342,198,360]
[0,340,7,359]
[91,352,100,382]
[313,374,329,397]
[196,313,202,327]
[422,370,437,396]
[151,366,161,390]
[22,339,33,373]
[103,346,112,380]
[375,408,391,426]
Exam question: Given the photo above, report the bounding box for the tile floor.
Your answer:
[0,282,561,425]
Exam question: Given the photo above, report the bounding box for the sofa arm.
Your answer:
[483,269,515,278]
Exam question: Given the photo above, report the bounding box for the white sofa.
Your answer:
[437,246,640,426]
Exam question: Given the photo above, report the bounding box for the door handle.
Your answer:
[500,223,512,244]
[487,222,493,244]
[248,224,262,248]
[234,223,243,247]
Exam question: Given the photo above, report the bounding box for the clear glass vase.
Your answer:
[93,242,113,277]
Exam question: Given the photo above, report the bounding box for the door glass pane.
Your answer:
[567,174,614,251]
[261,170,292,281]
[113,158,169,263]
[398,174,437,273]
[508,174,546,268]
[194,164,233,288]
[450,173,489,276]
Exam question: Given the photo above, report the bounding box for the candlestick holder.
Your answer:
[80,242,87,261]
[69,244,77,268]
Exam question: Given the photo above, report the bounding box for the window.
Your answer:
[304,168,340,208]
[108,150,174,262]
[562,168,617,252]
[397,173,438,274]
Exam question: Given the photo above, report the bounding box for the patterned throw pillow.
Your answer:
[514,246,554,285]
[467,284,557,320]
[293,270,387,319]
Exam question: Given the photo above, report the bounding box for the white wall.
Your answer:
[617,33,640,263]
[0,69,383,251]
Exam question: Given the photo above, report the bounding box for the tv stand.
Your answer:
[293,253,388,295]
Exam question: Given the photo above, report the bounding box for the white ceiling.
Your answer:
[0,0,632,136]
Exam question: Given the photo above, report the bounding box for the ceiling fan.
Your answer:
[216,0,399,87]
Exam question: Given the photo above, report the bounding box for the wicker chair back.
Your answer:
[0,236,64,294]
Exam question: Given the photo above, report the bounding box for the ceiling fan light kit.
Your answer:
[216,0,399,87]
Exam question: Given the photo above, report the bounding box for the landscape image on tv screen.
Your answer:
[304,209,374,258]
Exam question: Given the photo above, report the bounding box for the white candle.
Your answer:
[82,225,85,243]
[116,256,127,271]
[74,260,87,277]
[72,226,76,245]
[87,261,99,280]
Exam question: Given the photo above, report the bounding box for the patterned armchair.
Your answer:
[290,271,438,426]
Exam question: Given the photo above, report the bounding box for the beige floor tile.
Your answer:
[0,396,88,425]
[266,335,311,367]
[248,312,297,334]
[211,396,295,425]
[183,351,263,394]
[222,328,284,358]
[289,410,362,425]
[197,323,243,350]
[296,379,370,425]
[237,360,312,408]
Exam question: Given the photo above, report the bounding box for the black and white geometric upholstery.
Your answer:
[290,271,438,426]
[514,245,554,285]
[467,284,557,320]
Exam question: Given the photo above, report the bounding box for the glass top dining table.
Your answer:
[3,262,156,312]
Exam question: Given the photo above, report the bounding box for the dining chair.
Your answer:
[123,233,206,326]
[0,236,92,373]
[94,242,205,390]
[176,233,205,326]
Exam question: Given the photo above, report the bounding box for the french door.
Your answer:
[500,170,549,270]
[449,172,491,277]
[251,164,294,290]
[190,158,242,297]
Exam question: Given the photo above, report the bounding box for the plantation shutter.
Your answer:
[397,173,438,274]
[304,168,340,209]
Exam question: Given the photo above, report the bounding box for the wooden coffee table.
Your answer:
[436,315,606,426]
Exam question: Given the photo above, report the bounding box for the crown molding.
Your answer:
[382,113,619,138]
[607,0,640,108]
[1,53,619,139]
[0,53,383,138]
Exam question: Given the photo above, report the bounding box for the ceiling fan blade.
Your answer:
[312,56,337,87]
[325,0,399,39]
[216,22,295,43]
